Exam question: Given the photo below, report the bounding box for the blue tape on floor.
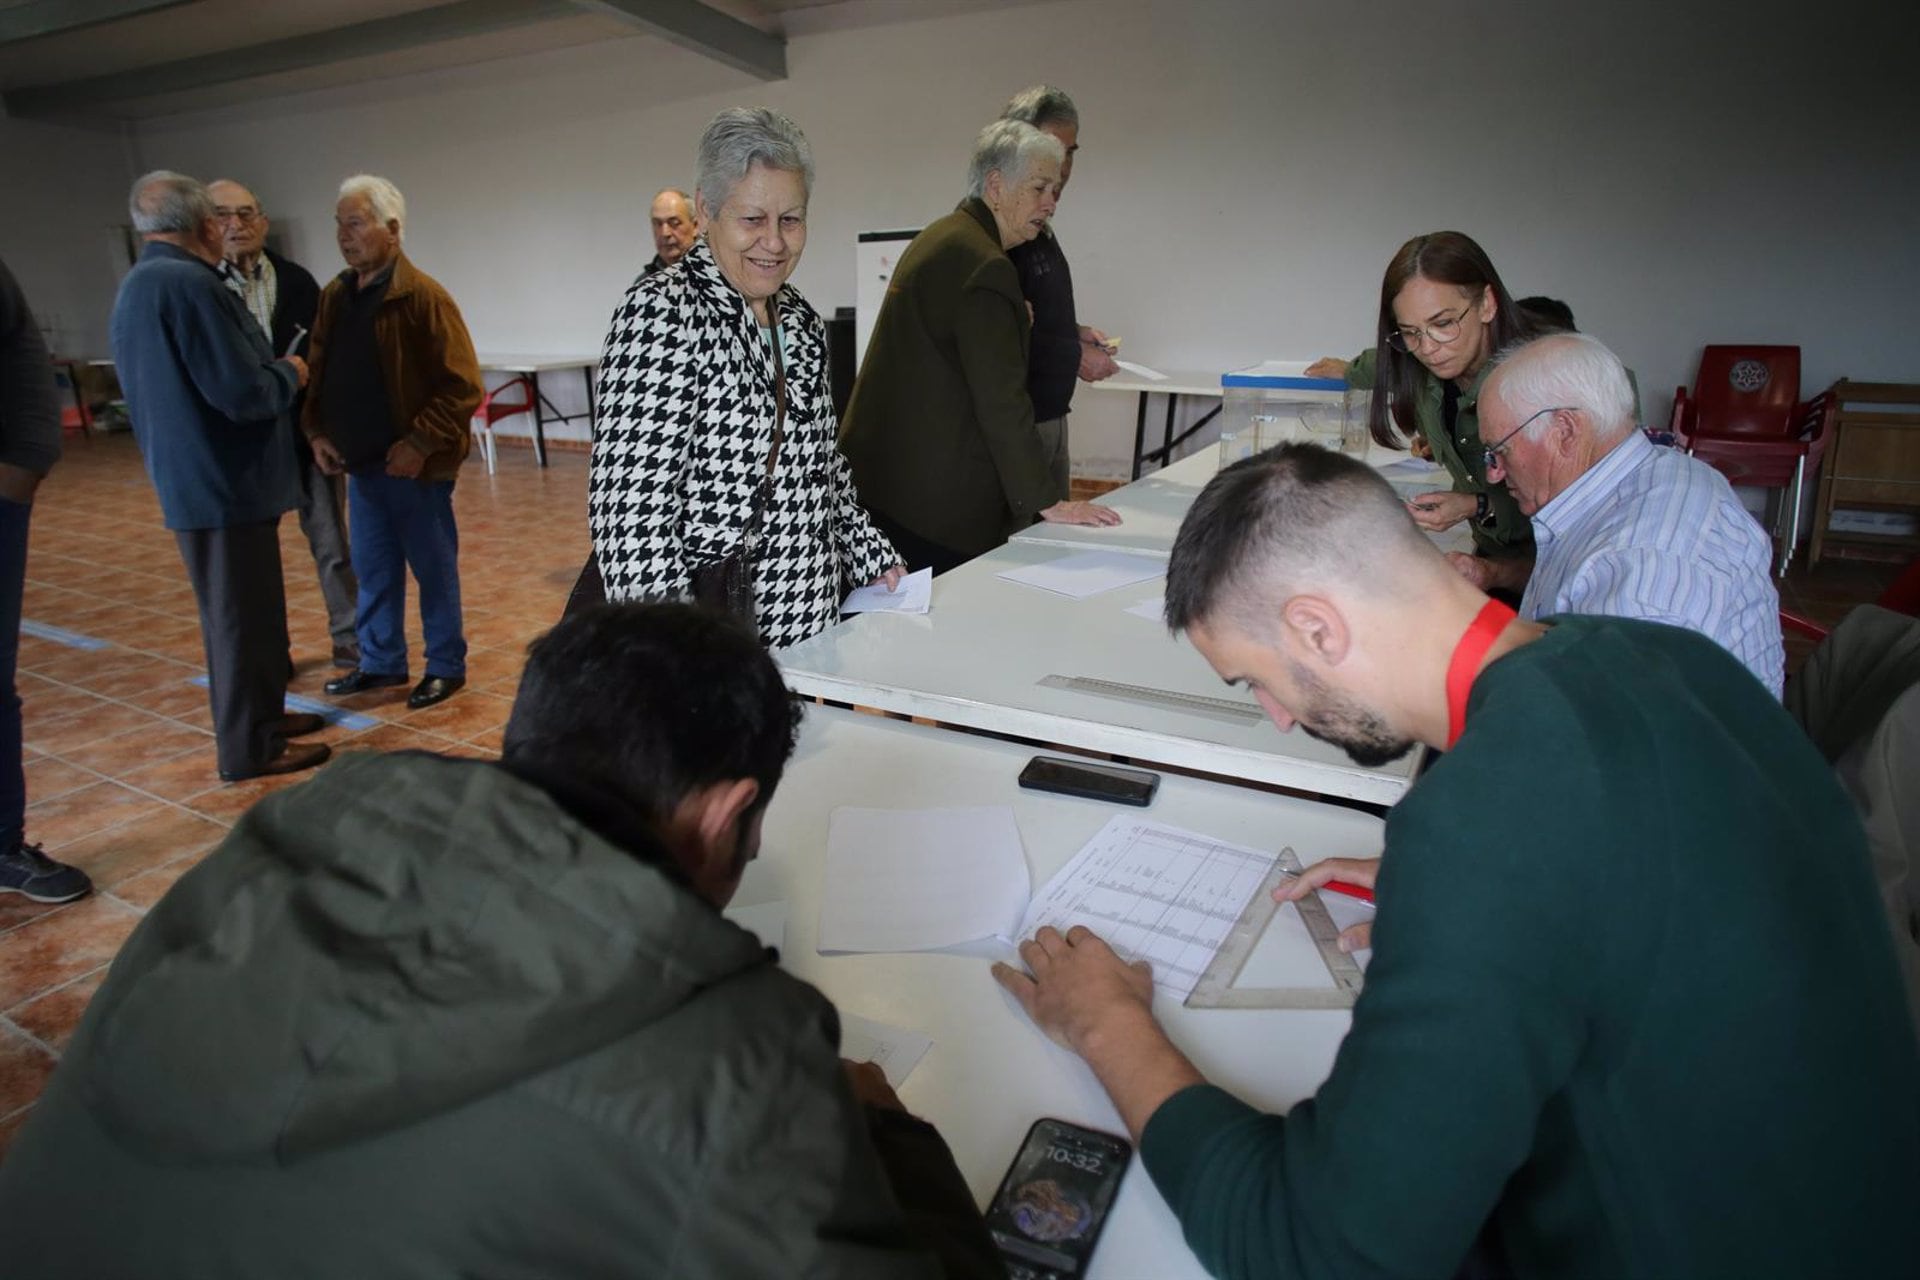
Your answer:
[20,619,112,650]
[187,676,380,732]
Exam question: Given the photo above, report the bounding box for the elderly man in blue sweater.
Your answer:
[109,171,330,783]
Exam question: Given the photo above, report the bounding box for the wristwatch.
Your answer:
[1474,492,1494,525]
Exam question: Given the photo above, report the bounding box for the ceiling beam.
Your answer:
[2,0,577,118]
[571,0,784,80]
[0,0,193,46]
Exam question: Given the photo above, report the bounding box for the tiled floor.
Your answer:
[0,433,1905,1156]
[0,432,591,1152]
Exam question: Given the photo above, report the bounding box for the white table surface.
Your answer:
[1014,445,1472,560]
[747,706,1382,1280]
[474,352,599,372]
[774,532,1420,806]
[1085,367,1224,399]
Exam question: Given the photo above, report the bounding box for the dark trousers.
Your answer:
[0,496,30,847]
[870,510,970,577]
[294,448,357,653]
[348,472,466,679]
[175,520,291,775]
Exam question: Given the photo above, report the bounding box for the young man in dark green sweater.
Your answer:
[995,443,1920,1279]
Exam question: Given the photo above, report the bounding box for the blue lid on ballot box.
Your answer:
[1220,360,1348,391]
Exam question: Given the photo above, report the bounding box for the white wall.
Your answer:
[127,0,1919,474]
[0,113,137,357]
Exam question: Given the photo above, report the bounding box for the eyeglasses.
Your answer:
[213,207,260,225]
[1482,406,1574,473]
[1386,296,1480,353]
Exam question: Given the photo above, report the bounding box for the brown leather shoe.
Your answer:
[219,740,331,783]
[272,713,327,738]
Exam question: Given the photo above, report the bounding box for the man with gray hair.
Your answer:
[1456,332,1783,694]
[995,442,1919,1279]
[1001,85,1116,502]
[306,174,483,712]
[208,178,359,670]
[109,171,330,783]
[645,187,697,273]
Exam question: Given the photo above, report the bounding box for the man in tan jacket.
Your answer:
[303,174,482,711]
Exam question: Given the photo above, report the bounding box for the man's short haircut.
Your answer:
[694,107,813,215]
[1516,295,1576,332]
[966,118,1065,200]
[207,178,261,214]
[338,174,407,239]
[655,188,694,210]
[1001,84,1079,131]
[502,603,801,826]
[129,170,213,235]
[1165,443,1433,637]
[1486,332,1638,446]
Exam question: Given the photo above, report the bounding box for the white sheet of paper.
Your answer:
[1320,889,1375,971]
[841,567,932,615]
[819,806,1030,953]
[1113,359,1167,382]
[723,900,788,952]
[1377,457,1444,477]
[996,551,1164,600]
[1124,594,1164,621]
[838,1012,933,1088]
[1019,814,1279,1001]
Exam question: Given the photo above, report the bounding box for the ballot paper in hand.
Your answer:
[839,1012,934,1088]
[1112,359,1167,382]
[996,551,1163,600]
[841,567,932,615]
[819,806,1030,953]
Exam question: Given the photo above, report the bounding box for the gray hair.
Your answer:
[694,108,813,216]
[1486,332,1638,445]
[1165,444,1435,638]
[1000,84,1079,131]
[129,170,213,235]
[966,119,1065,201]
[338,174,407,239]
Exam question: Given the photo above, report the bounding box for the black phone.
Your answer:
[984,1118,1132,1278]
[1018,756,1159,807]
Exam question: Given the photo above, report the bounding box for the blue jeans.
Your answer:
[347,471,466,679]
[0,495,28,848]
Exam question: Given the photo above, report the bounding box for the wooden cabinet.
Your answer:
[1811,380,1920,565]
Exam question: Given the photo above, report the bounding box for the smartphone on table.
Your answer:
[1017,756,1159,807]
[984,1118,1131,1278]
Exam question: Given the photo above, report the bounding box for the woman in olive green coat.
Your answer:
[840,119,1118,574]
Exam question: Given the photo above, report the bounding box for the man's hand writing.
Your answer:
[1275,856,1380,953]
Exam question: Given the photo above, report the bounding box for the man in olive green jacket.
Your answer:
[0,605,1000,1280]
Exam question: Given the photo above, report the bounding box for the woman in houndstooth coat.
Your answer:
[589,109,901,649]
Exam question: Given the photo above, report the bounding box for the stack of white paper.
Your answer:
[996,551,1164,600]
[841,567,933,615]
[818,806,1030,953]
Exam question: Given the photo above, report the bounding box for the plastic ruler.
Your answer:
[1038,674,1265,726]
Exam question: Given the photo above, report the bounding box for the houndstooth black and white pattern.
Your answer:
[589,239,898,649]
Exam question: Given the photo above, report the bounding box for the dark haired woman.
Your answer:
[1306,231,1535,558]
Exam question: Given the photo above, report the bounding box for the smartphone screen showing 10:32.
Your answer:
[985,1118,1132,1278]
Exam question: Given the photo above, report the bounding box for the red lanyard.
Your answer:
[1445,599,1517,749]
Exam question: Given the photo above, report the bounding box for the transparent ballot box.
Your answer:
[1218,362,1370,464]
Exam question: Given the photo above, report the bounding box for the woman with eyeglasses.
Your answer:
[1305,231,1536,558]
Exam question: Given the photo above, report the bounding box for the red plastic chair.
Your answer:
[1670,346,1832,578]
[472,375,533,474]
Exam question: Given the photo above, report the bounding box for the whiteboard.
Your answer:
[854,229,919,373]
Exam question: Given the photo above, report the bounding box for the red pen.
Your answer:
[1280,867,1376,906]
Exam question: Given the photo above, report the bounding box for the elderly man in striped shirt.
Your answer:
[1447,332,1783,695]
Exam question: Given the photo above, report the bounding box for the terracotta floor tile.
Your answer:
[182,771,318,824]
[0,895,64,935]
[0,1024,58,1117]
[54,721,213,778]
[333,723,463,757]
[116,748,227,804]
[23,757,100,805]
[20,684,113,724]
[27,781,168,849]
[7,970,106,1053]
[123,679,212,720]
[0,896,142,1009]
[23,702,163,756]
[107,847,215,911]
[20,646,145,684]
[394,690,515,741]
[464,724,508,754]
[70,655,199,700]
[50,808,228,891]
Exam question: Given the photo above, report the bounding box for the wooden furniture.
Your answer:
[1810,381,1920,565]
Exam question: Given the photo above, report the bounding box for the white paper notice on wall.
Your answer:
[819,806,1030,953]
